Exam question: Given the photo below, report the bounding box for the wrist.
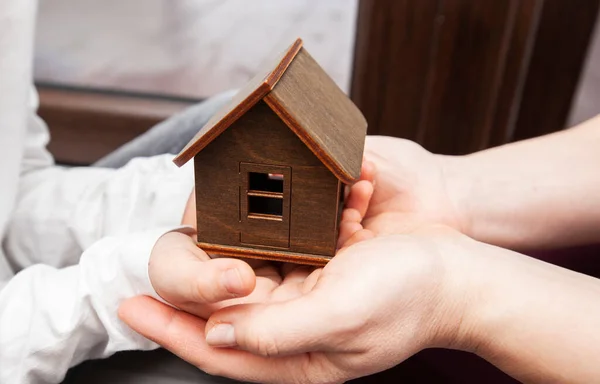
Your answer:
[438,154,476,238]
[423,232,490,353]
[440,239,527,357]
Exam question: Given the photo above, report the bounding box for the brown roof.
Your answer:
[173,38,367,184]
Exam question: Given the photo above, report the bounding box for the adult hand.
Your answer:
[119,161,479,383]
[120,226,478,383]
[360,136,468,236]
[122,146,477,384]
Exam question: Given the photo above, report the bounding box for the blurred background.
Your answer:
[34,0,357,97]
[35,0,600,163]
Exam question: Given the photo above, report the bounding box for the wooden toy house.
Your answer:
[173,38,367,265]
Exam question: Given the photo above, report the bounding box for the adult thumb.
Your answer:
[205,293,348,356]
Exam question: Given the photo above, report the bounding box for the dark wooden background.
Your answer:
[350,0,599,155]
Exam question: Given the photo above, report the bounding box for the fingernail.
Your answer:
[221,268,243,294]
[206,324,237,347]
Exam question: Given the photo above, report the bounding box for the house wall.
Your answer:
[193,100,340,256]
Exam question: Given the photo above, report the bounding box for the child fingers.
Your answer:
[341,207,362,223]
[360,158,376,183]
[156,256,257,305]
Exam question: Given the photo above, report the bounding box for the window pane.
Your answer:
[248,196,283,217]
[249,172,283,193]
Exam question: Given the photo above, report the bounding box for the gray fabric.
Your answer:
[93,89,237,168]
[62,90,244,384]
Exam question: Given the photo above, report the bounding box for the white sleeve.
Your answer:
[0,227,179,384]
[5,150,195,271]
[3,82,195,272]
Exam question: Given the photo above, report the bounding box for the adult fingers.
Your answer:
[119,297,337,384]
[340,228,375,250]
[360,159,376,183]
[337,219,363,249]
[282,265,314,285]
[343,160,375,199]
[345,180,374,218]
[181,188,197,228]
[205,292,354,357]
[264,266,315,303]
[337,180,373,248]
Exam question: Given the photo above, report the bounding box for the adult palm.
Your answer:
[121,226,470,384]
[361,136,466,235]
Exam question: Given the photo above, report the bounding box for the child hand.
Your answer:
[146,230,281,320]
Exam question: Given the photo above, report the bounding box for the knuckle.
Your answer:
[191,267,233,304]
[329,300,361,332]
[245,328,281,357]
[255,336,281,357]
[163,312,196,357]
[192,278,217,303]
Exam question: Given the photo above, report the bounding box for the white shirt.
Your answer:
[0,1,194,382]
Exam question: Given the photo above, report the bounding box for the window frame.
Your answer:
[240,162,291,223]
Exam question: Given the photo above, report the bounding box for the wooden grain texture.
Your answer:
[512,0,600,141]
[173,38,303,166]
[265,47,367,184]
[39,85,193,165]
[351,0,442,141]
[418,0,519,154]
[352,0,520,153]
[488,0,544,147]
[350,0,595,155]
[194,152,240,246]
[199,243,330,267]
[174,38,367,186]
[194,101,340,259]
[289,164,340,255]
[333,179,344,249]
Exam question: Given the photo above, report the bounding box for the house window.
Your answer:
[240,163,290,226]
[247,172,284,219]
[249,172,284,193]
